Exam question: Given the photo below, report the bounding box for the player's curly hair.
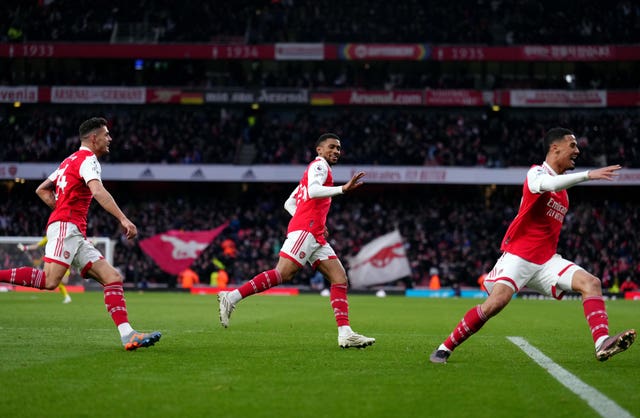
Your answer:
[79,117,108,138]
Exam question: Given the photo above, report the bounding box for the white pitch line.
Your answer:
[507,336,634,418]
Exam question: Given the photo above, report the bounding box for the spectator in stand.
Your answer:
[619,275,639,293]
[177,267,199,289]
[2,1,638,44]
[428,267,441,290]
[2,107,640,168]
[220,237,237,259]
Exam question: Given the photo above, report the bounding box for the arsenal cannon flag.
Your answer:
[347,230,411,289]
[139,223,228,275]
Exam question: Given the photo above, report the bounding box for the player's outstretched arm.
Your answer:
[341,171,366,193]
[587,165,622,181]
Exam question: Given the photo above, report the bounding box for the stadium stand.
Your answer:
[1,106,639,167]
[1,182,638,290]
[2,0,639,44]
[1,0,638,291]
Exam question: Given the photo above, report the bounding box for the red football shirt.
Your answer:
[501,163,569,264]
[286,157,334,245]
[46,147,102,236]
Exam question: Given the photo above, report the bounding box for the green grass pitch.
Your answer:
[0,291,638,418]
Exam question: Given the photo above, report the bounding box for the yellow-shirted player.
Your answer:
[17,237,72,304]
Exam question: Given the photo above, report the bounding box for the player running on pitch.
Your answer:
[0,117,161,351]
[430,127,636,364]
[218,133,375,349]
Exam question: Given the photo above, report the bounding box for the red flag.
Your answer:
[139,223,228,275]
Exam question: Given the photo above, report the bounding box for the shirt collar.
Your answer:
[542,161,558,176]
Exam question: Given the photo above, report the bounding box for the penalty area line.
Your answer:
[507,336,633,418]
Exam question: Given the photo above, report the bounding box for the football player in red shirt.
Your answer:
[430,127,635,363]
[0,117,161,351]
[218,133,375,349]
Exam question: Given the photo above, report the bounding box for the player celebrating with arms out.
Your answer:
[218,133,376,349]
[0,117,161,351]
[430,127,635,364]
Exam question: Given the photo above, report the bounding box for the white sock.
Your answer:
[338,326,353,337]
[438,344,451,352]
[228,289,242,304]
[595,335,609,350]
[118,323,134,338]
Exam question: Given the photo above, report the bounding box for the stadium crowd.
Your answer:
[3,2,638,94]
[1,1,638,294]
[4,57,636,91]
[2,106,639,168]
[2,0,639,45]
[1,183,638,292]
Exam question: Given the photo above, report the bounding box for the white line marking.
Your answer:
[507,336,634,418]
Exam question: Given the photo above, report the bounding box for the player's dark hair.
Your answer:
[316,132,340,148]
[79,117,108,138]
[543,127,574,152]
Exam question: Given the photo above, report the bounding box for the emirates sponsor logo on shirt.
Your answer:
[546,197,568,222]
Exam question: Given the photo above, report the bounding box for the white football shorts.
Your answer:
[483,252,583,299]
[279,230,337,268]
[43,221,104,277]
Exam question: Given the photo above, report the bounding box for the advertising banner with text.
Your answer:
[2,43,639,61]
[2,85,638,107]
[5,163,640,185]
[0,86,38,103]
[205,89,308,104]
[509,90,607,107]
[311,90,424,106]
[340,43,430,60]
[50,86,146,104]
